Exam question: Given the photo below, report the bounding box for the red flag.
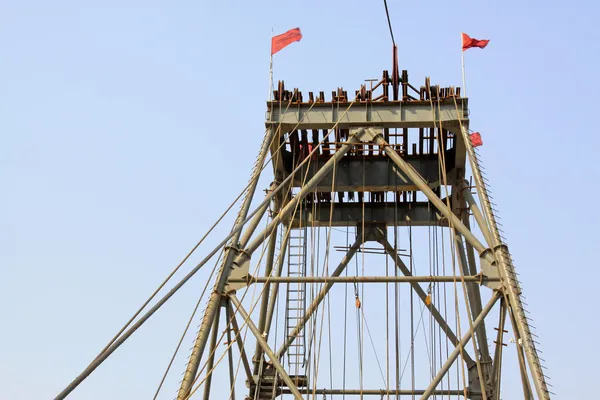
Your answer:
[271,28,302,55]
[470,132,483,147]
[462,33,489,51]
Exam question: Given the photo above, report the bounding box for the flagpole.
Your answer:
[268,27,274,102]
[461,32,467,97]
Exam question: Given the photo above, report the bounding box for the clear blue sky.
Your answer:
[2,1,598,399]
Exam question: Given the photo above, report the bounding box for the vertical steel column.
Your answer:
[264,225,290,339]
[458,127,550,399]
[202,302,222,400]
[420,292,501,400]
[252,229,279,375]
[177,127,277,399]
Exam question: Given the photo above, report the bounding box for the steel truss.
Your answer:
[54,70,551,400]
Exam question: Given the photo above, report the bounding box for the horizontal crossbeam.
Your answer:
[231,275,497,283]
[279,389,467,396]
[294,156,448,192]
[266,99,468,129]
[295,201,446,227]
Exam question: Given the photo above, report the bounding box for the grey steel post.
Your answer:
[252,229,279,376]
[458,126,550,399]
[420,291,501,400]
[177,126,277,399]
[263,224,290,340]
[202,302,222,400]
[276,238,362,358]
[229,294,303,400]
[380,238,474,365]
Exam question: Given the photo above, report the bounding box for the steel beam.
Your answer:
[229,294,303,400]
[296,201,446,227]
[227,302,253,385]
[420,291,501,400]
[251,229,278,376]
[462,187,493,248]
[266,99,468,129]
[263,225,290,340]
[231,275,497,283]
[294,156,445,192]
[202,302,222,400]
[280,389,467,396]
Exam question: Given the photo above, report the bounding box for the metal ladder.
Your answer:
[284,225,308,372]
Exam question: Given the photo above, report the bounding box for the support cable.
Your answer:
[382,0,396,45]
[152,249,225,399]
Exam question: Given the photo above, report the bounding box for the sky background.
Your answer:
[2,1,599,399]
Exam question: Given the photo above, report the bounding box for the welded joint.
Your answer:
[359,127,383,142]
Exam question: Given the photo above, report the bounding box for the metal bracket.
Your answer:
[479,248,501,290]
[226,248,252,291]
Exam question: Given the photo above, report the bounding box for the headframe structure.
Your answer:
[54,55,552,400]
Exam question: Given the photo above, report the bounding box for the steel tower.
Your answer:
[55,57,551,400]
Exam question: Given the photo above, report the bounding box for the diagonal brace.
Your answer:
[380,237,474,366]
[421,291,501,400]
[229,294,303,400]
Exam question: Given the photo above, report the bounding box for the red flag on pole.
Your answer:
[271,28,302,55]
[462,33,489,51]
[469,132,483,147]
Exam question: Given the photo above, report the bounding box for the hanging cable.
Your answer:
[382,0,396,45]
